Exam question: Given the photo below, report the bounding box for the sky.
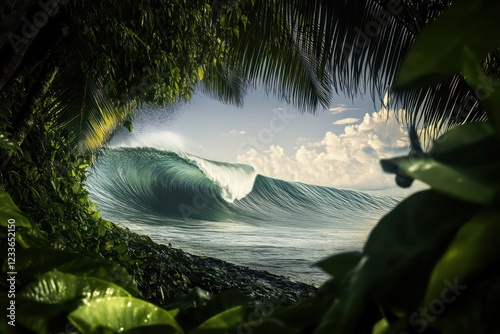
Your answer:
[112,87,427,195]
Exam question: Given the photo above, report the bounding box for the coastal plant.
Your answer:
[1,0,500,333]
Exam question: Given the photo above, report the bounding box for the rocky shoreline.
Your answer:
[83,219,318,306]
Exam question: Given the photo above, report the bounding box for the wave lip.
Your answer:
[183,153,256,203]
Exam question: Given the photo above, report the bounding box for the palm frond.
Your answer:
[303,0,487,136]
[200,60,248,107]
[228,0,486,138]
[47,66,129,152]
[224,0,333,113]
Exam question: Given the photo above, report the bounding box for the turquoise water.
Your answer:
[86,147,399,286]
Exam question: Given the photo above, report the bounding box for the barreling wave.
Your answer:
[86,147,399,227]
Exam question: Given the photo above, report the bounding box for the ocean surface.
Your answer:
[85,146,399,286]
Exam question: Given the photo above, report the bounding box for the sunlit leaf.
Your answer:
[69,296,184,334]
[382,157,496,204]
[19,270,131,304]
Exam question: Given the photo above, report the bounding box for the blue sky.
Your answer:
[112,87,425,194]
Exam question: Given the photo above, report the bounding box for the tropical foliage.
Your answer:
[1,0,497,154]
[1,0,500,333]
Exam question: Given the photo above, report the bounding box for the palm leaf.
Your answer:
[224,0,333,113]
[47,66,129,152]
[226,0,486,139]
[199,60,248,107]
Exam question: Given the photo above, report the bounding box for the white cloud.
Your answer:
[237,107,412,190]
[223,130,247,136]
[333,118,360,125]
[328,104,360,114]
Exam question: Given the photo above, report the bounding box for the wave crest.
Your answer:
[184,154,256,202]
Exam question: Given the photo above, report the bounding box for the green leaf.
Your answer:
[193,306,245,333]
[57,258,140,297]
[0,186,33,230]
[19,270,131,304]
[317,190,478,333]
[395,0,500,88]
[9,298,81,334]
[69,297,184,334]
[424,210,500,305]
[122,325,182,334]
[382,156,496,204]
[0,186,48,247]
[197,66,205,81]
[372,318,389,334]
[381,122,500,204]
[15,271,131,333]
[0,131,20,153]
[431,273,500,334]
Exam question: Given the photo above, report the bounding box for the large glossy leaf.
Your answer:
[382,156,496,204]
[19,270,131,304]
[69,296,184,334]
[395,0,500,89]
[381,122,500,203]
[317,190,478,333]
[15,271,130,333]
[424,210,500,305]
[57,258,140,297]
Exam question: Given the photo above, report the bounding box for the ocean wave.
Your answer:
[86,147,399,226]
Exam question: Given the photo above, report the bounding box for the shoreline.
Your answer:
[79,219,318,306]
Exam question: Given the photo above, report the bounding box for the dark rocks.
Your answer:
[90,220,318,306]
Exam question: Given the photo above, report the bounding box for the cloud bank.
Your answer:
[237,107,411,190]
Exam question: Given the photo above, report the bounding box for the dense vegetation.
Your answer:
[1,0,500,333]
